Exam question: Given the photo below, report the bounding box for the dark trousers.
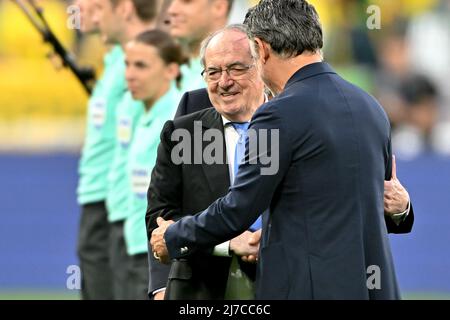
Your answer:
[77,201,113,300]
[128,253,150,300]
[109,220,131,300]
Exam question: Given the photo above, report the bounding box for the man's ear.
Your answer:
[211,0,229,20]
[118,0,135,21]
[254,37,270,64]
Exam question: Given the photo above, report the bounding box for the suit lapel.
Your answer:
[200,109,231,198]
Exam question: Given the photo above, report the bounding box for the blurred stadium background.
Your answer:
[0,0,449,299]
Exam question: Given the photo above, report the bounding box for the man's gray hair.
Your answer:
[199,24,254,67]
[243,0,323,59]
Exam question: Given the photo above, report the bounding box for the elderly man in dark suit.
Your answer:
[146,25,265,300]
[151,0,414,300]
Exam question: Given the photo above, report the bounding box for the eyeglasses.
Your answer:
[201,64,254,82]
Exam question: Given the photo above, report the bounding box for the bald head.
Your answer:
[200,25,253,68]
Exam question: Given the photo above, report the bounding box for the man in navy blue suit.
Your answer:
[151,0,412,299]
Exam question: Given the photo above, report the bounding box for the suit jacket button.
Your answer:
[180,246,188,254]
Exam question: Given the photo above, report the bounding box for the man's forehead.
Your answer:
[204,32,251,66]
[208,31,249,50]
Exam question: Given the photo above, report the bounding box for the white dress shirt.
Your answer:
[212,116,246,256]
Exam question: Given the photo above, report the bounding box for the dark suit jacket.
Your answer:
[146,107,255,299]
[164,62,413,299]
[174,88,214,118]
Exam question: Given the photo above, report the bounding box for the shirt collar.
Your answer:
[140,82,179,126]
[284,62,336,90]
[104,45,123,66]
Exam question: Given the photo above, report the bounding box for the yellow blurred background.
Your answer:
[0,0,105,152]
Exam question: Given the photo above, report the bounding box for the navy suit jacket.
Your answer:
[164,62,409,299]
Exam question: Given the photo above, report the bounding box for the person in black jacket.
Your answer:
[147,26,265,300]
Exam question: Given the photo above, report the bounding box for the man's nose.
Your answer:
[167,0,179,16]
[218,70,234,88]
[92,11,99,24]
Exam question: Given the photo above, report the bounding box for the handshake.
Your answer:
[150,217,261,264]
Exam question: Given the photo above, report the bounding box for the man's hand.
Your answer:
[242,229,262,263]
[150,217,174,264]
[384,155,410,216]
[153,290,165,300]
[230,229,261,263]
